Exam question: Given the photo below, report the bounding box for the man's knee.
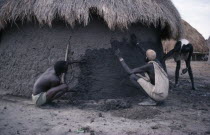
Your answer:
[129,74,139,80]
[129,74,135,78]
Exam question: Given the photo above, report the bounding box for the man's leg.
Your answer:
[129,74,154,97]
[129,74,142,89]
[46,84,68,102]
[175,60,181,87]
[50,90,67,101]
[185,60,196,90]
[129,74,158,106]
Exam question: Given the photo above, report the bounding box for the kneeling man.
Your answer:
[115,49,169,105]
[32,61,72,106]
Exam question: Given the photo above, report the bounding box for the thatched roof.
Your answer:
[0,0,182,40]
[163,20,209,53]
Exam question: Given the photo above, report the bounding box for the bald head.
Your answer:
[146,49,156,61]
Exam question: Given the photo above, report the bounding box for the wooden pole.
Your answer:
[61,36,72,83]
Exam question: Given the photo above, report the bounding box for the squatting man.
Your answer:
[111,37,169,106]
[32,60,81,106]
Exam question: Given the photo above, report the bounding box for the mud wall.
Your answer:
[0,18,164,99]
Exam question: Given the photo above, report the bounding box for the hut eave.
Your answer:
[0,0,182,40]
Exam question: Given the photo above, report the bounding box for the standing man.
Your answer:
[32,60,80,106]
[163,39,196,90]
[111,40,169,106]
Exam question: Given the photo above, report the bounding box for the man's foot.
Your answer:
[138,98,157,106]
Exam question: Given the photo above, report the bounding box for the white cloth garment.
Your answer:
[137,61,169,102]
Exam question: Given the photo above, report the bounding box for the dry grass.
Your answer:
[162,20,209,53]
[0,0,182,40]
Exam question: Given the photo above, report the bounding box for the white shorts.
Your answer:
[32,92,47,106]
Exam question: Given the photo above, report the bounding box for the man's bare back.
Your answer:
[32,61,69,106]
[33,67,60,95]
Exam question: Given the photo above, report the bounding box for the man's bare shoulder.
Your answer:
[35,67,59,84]
[33,67,60,94]
[42,68,59,81]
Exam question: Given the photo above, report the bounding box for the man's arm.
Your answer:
[163,49,175,61]
[46,84,68,101]
[118,58,133,74]
[115,49,132,74]
[131,64,151,74]
[181,44,194,75]
[115,49,151,75]
[163,41,182,61]
[187,44,193,62]
[136,43,146,57]
[129,34,146,56]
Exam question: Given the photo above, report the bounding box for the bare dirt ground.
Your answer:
[0,60,210,135]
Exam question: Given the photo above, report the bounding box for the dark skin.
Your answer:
[115,48,163,86]
[33,66,68,102]
[128,34,164,85]
[114,49,165,102]
[111,39,163,100]
[163,41,195,90]
[33,60,85,102]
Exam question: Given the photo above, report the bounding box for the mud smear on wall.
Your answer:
[74,40,162,100]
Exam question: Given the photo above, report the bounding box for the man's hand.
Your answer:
[115,49,122,58]
[181,68,188,75]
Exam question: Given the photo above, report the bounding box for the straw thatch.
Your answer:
[0,0,182,39]
[163,20,209,53]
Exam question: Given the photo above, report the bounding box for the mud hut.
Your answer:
[163,20,209,61]
[0,0,182,100]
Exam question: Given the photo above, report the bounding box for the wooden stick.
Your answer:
[61,36,72,83]
[64,37,71,61]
